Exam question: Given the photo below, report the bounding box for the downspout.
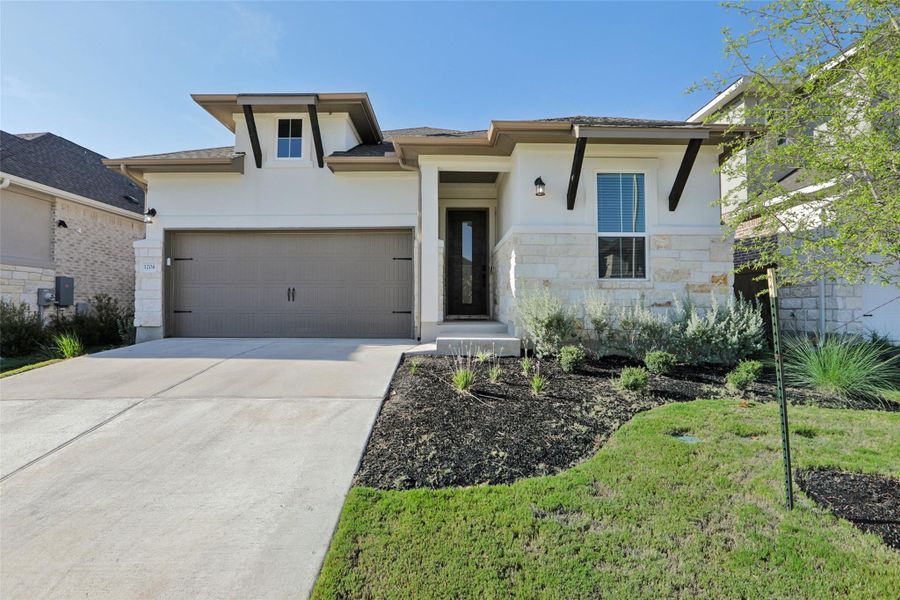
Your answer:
[395,142,423,341]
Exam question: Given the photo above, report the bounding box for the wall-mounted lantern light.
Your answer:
[143,208,157,224]
[534,177,546,197]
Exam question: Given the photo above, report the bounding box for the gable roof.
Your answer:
[1,131,144,213]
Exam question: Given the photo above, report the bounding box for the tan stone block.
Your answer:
[655,269,690,282]
[710,273,728,285]
[687,283,712,293]
[652,235,671,250]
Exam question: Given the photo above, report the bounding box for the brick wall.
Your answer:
[53,198,144,310]
[492,231,733,335]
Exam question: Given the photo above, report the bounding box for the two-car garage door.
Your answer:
[169,230,413,338]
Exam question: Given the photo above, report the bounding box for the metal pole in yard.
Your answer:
[767,267,794,510]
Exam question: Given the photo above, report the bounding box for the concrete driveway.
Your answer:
[0,338,413,599]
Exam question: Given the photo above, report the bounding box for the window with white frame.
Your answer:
[276,119,303,158]
[597,172,646,279]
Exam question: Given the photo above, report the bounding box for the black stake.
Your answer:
[767,267,794,510]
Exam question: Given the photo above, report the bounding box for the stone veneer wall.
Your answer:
[133,238,164,341]
[0,264,56,310]
[777,280,866,336]
[492,231,733,335]
[53,198,144,310]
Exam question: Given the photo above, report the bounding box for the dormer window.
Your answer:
[276,119,302,158]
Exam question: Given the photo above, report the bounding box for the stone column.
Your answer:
[133,238,164,342]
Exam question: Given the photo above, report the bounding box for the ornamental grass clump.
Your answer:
[520,356,533,376]
[784,335,900,404]
[559,345,586,374]
[615,366,649,394]
[408,357,422,375]
[516,288,577,358]
[726,359,764,395]
[530,364,547,396]
[450,352,477,392]
[52,332,84,359]
[644,351,677,375]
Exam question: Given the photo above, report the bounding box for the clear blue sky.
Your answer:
[1,1,746,158]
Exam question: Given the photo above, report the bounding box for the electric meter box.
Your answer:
[55,276,74,306]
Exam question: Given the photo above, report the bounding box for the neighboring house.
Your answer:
[103,92,741,349]
[689,79,900,342]
[0,131,145,315]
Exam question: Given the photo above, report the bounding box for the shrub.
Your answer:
[644,351,677,375]
[52,332,84,358]
[615,366,649,394]
[610,300,671,359]
[671,294,765,366]
[726,359,764,394]
[784,335,900,403]
[0,300,46,356]
[48,294,134,348]
[516,288,577,358]
[559,345,586,374]
[583,289,613,348]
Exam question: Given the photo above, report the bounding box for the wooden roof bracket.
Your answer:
[242,104,262,169]
[566,137,587,210]
[668,138,704,211]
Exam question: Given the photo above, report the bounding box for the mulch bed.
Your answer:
[354,354,897,491]
[797,467,900,550]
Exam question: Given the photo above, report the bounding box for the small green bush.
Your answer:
[612,300,670,359]
[0,300,46,356]
[48,294,134,348]
[671,294,765,366]
[644,351,677,375]
[583,289,613,348]
[559,345,586,373]
[516,288,577,358]
[726,359,764,394]
[615,366,649,394]
[53,332,84,358]
[408,357,422,375]
[784,335,900,403]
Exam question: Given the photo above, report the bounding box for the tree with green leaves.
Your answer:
[697,1,899,286]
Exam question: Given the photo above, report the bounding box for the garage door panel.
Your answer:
[170,231,413,338]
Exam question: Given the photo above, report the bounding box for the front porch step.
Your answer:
[436,320,509,335]
[436,334,521,357]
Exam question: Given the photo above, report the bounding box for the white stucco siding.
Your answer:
[503,144,722,233]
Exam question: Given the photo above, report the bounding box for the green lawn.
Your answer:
[314,400,900,599]
[0,353,61,376]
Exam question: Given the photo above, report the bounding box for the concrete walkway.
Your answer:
[0,338,413,599]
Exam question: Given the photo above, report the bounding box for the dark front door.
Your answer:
[446,209,488,316]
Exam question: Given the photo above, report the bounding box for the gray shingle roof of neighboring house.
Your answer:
[1,131,144,213]
[536,115,704,128]
[383,127,487,139]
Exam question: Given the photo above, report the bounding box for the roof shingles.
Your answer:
[1,131,144,213]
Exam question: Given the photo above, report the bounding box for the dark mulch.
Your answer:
[357,356,713,490]
[354,354,898,491]
[797,467,900,550]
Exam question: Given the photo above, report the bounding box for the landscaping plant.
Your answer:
[583,289,613,349]
[670,294,765,366]
[784,335,900,404]
[450,353,477,392]
[520,356,533,376]
[726,359,764,395]
[48,294,136,348]
[487,355,502,383]
[611,300,670,359]
[530,367,546,396]
[52,332,84,358]
[516,288,577,358]
[559,345,586,374]
[0,300,46,356]
[615,366,649,394]
[644,351,677,376]
[408,357,422,375]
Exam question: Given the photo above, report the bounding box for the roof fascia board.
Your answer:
[687,77,749,123]
[417,155,512,172]
[573,125,710,140]
[237,94,318,106]
[0,172,145,221]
